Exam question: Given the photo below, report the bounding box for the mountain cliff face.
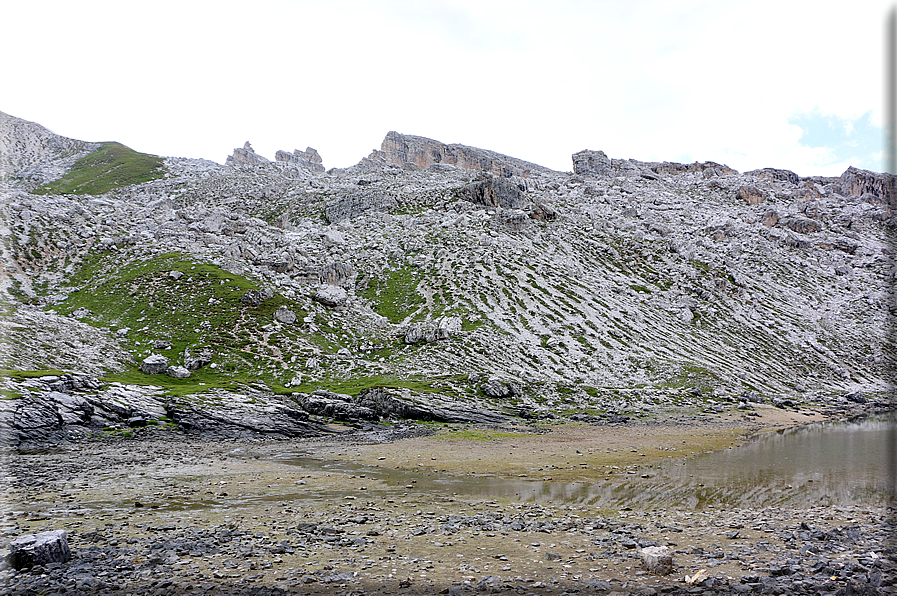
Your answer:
[1,111,893,443]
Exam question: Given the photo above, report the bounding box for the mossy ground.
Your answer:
[32,142,166,195]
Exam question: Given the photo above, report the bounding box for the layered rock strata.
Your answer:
[369,131,554,178]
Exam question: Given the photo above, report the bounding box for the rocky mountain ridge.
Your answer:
[1,111,893,446]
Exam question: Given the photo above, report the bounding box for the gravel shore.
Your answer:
[1,410,894,595]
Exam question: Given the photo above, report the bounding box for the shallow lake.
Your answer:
[275,413,896,510]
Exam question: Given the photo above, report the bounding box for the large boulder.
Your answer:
[140,354,169,375]
[314,284,348,308]
[572,149,612,177]
[7,530,71,569]
[404,317,462,344]
[240,288,274,307]
[274,306,297,324]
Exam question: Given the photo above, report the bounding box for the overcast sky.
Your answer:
[3,1,893,176]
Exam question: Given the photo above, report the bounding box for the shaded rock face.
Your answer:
[372,131,553,178]
[736,185,766,205]
[0,396,65,447]
[319,261,356,288]
[275,147,324,172]
[293,390,378,423]
[165,393,320,438]
[458,175,528,209]
[838,166,896,205]
[225,142,269,167]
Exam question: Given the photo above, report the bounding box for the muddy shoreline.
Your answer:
[1,405,894,595]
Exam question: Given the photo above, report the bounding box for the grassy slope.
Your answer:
[51,250,472,400]
[32,142,165,195]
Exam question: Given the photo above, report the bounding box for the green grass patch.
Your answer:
[54,250,318,396]
[361,265,426,323]
[0,369,66,380]
[33,142,166,195]
[0,389,23,399]
[290,374,467,398]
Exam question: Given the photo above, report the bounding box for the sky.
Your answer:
[2,1,893,177]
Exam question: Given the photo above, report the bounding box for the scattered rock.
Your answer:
[313,284,348,308]
[639,545,673,575]
[240,288,274,307]
[165,365,191,379]
[274,306,297,324]
[140,354,169,375]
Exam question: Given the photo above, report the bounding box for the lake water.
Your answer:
[275,413,896,510]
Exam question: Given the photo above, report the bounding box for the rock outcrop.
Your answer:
[838,166,896,205]
[356,387,507,424]
[225,142,269,166]
[458,174,528,209]
[324,192,397,223]
[574,149,737,180]
[275,147,324,172]
[369,131,554,178]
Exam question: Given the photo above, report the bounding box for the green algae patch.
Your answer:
[33,142,166,195]
[436,428,529,442]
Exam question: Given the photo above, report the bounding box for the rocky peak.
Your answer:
[369,131,554,178]
[275,147,324,172]
[225,141,270,167]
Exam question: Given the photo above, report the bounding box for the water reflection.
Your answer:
[274,413,896,510]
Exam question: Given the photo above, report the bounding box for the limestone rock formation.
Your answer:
[838,166,896,205]
[275,147,324,172]
[370,131,554,178]
[574,149,737,180]
[225,142,269,166]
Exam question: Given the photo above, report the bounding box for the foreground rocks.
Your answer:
[0,433,893,595]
